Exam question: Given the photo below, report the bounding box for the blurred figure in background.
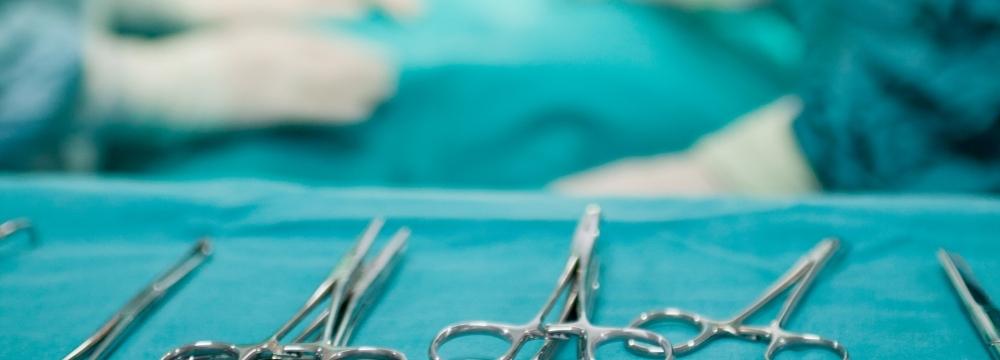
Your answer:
[4,0,792,186]
[0,0,80,171]
[0,0,418,170]
[555,0,1000,195]
[775,0,999,194]
[4,0,996,194]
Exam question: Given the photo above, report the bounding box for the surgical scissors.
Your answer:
[0,217,37,245]
[627,238,847,359]
[938,249,1000,359]
[429,205,672,360]
[161,218,409,360]
[65,238,213,360]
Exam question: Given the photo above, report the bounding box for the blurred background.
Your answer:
[2,0,998,195]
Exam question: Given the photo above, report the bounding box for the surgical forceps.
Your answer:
[429,205,672,360]
[627,238,847,360]
[65,238,213,360]
[938,249,1000,359]
[161,218,409,360]
[0,217,37,245]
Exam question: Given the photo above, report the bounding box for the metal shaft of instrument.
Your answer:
[939,249,1000,360]
[270,219,384,344]
[569,204,600,325]
[333,228,409,347]
[730,239,838,326]
[0,218,37,244]
[774,239,839,327]
[65,238,212,360]
[316,220,382,346]
[289,227,410,345]
[295,228,410,346]
[533,253,602,360]
[532,205,601,360]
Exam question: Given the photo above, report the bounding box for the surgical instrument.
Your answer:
[938,249,1000,359]
[429,204,672,360]
[161,218,409,360]
[627,238,847,360]
[64,238,213,360]
[0,217,37,245]
[282,225,408,360]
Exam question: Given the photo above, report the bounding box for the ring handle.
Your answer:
[159,341,242,360]
[626,308,714,356]
[428,321,535,360]
[282,345,408,360]
[589,327,674,360]
[764,332,849,360]
[329,346,408,360]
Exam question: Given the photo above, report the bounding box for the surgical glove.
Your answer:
[634,0,766,10]
[551,96,817,195]
[551,154,724,196]
[113,0,423,29]
[84,26,396,128]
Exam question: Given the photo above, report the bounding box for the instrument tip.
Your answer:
[389,227,411,249]
[937,248,960,268]
[0,218,37,244]
[195,237,214,256]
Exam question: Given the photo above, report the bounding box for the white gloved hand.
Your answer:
[84,25,396,128]
[550,96,816,196]
[551,154,724,196]
[117,0,423,28]
[633,0,767,10]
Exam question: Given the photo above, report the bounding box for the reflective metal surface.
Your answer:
[939,249,1000,360]
[65,238,213,360]
[161,218,409,360]
[0,217,37,245]
[628,238,848,360]
[429,205,672,360]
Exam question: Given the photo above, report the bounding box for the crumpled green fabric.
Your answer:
[789,0,1000,192]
